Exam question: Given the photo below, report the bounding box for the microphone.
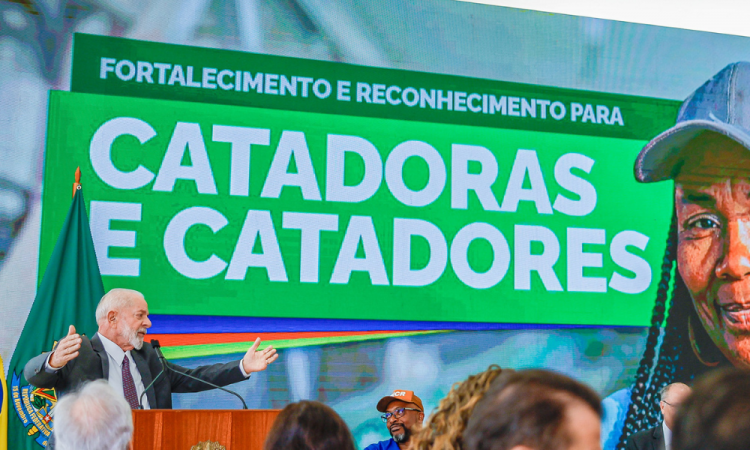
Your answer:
[151,340,167,365]
[147,339,248,410]
[138,340,166,409]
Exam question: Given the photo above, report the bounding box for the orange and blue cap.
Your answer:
[376,389,424,412]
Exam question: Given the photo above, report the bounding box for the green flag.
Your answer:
[7,188,104,449]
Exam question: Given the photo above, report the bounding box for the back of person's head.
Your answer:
[54,380,133,450]
[464,369,602,450]
[673,367,750,450]
[263,400,356,450]
[413,365,505,450]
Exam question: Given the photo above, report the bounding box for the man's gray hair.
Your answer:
[54,380,133,450]
[95,288,143,325]
[660,382,687,401]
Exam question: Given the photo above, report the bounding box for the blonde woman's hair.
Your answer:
[412,365,504,450]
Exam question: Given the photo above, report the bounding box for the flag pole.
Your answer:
[72,167,81,198]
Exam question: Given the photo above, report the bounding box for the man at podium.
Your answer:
[23,288,278,409]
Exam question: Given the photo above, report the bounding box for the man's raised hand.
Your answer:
[49,325,81,369]
[241,337,278,374]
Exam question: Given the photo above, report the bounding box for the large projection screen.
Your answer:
[2,2,750,449]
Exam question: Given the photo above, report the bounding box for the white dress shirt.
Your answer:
[663,421,673,450]
[97,332,150,409]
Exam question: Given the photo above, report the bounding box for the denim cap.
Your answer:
[635,62,750,183]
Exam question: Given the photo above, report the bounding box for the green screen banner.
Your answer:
[41,85,674,326]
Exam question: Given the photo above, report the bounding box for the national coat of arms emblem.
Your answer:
[11,372,57,448]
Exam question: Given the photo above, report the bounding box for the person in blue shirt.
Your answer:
[365,389,425,450]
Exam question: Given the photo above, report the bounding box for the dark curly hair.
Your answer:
[412,365,504,450]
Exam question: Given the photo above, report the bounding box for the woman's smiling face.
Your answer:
[675,134,750,368]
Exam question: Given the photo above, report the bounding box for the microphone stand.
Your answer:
[145,339,248,410]
[138,340,166,409]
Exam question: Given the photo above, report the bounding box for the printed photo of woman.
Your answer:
[609,61,750,450]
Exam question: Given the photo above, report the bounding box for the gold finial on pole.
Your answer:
[72,167,81,198]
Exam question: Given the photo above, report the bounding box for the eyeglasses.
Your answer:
[381,407,421,422]
[661,400,682,408]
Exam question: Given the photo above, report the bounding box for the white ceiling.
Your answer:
[461,0,750,37]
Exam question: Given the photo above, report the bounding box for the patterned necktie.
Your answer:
[122,355,140,409]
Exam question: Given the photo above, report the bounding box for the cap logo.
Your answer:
[390,390,413,401]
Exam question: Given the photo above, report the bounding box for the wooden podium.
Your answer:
[131,410,280,449]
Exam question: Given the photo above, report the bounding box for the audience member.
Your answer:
[673,367,750,450]
[263,400,356,450]
[625,382,691,450]
[464,369,602,450]
[54,380,133,450]
[366,389,426,450]
[412,365,505,450]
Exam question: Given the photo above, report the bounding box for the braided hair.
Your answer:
[616,212,731,450]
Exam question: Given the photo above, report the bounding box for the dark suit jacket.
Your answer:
[625,423,665,450]
[23,333,246,409]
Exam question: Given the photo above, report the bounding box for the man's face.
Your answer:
[675,137,750,369]
[659,384,691,430]
[115,294,151,351]
[562,400,601,450]
[385,400,424,444]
